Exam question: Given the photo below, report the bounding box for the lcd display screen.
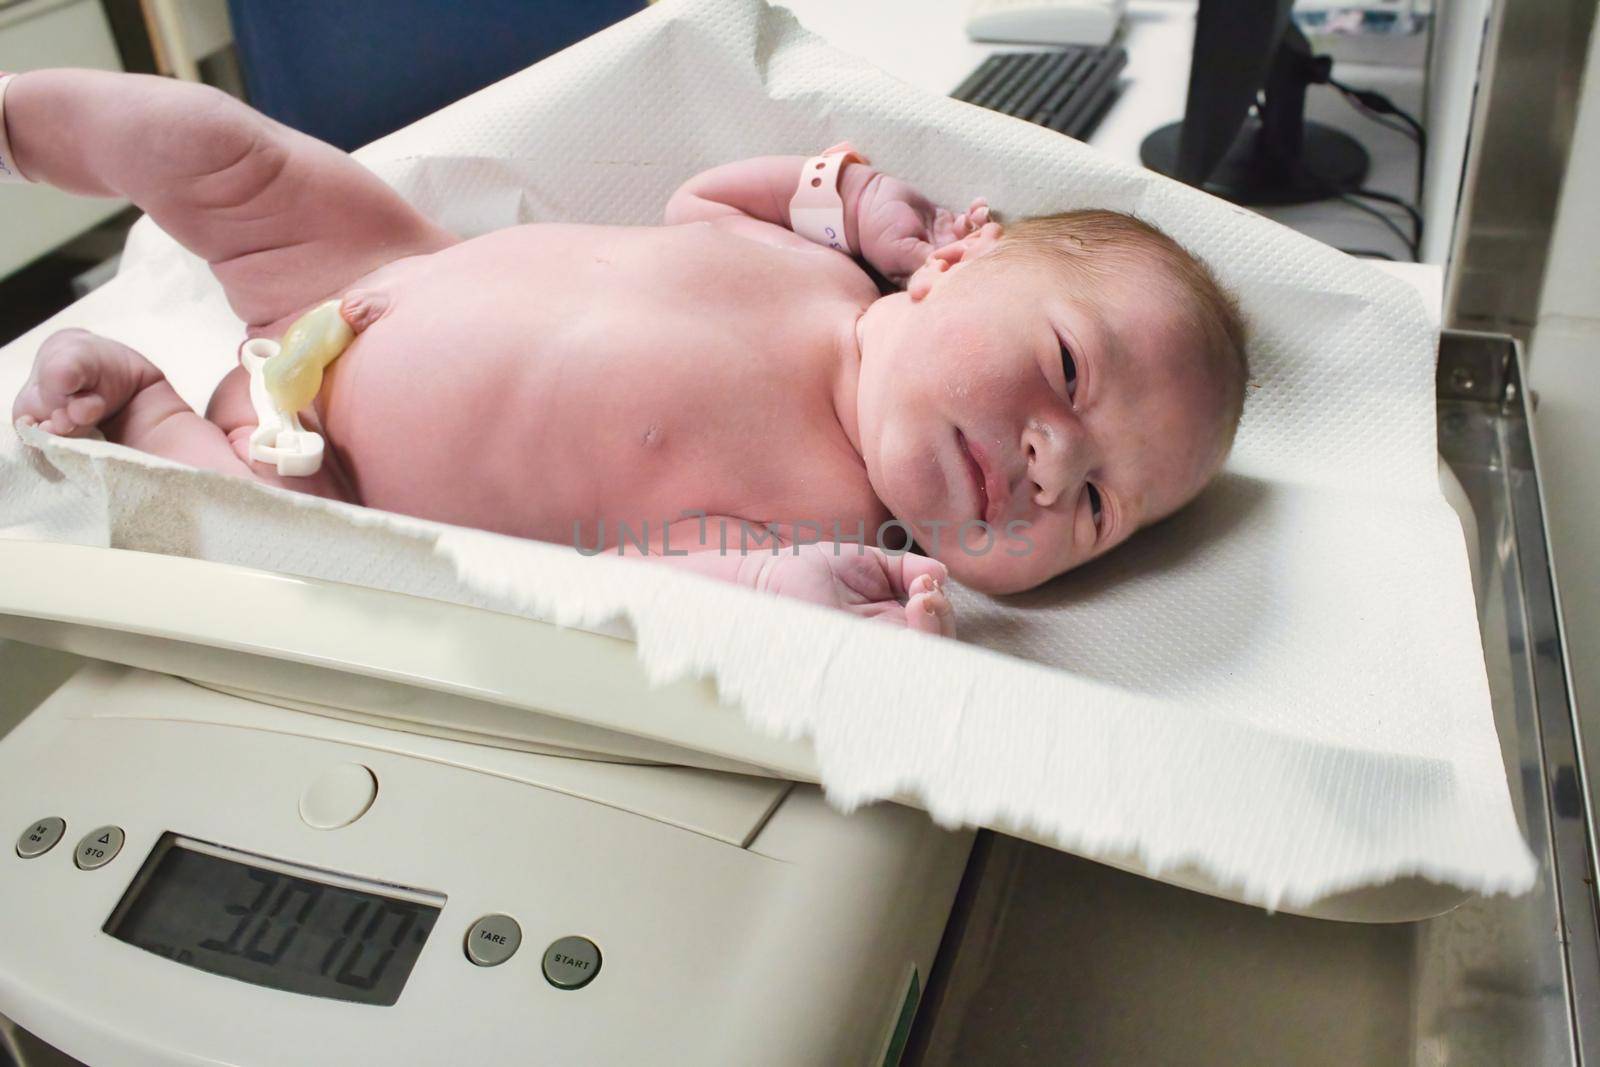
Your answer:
[105,835,442,1007]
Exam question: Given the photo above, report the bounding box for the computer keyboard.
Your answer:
[950,46,1127,141]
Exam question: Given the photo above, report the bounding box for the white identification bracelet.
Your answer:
[788,141,867,253]
[0,74,31,184]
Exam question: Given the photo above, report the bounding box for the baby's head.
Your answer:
[854,209,1247,594]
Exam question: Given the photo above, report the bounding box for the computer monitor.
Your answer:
[1139,0,1369,206]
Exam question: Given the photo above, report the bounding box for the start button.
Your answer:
[543,936,602,989]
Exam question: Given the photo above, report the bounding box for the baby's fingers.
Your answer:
[952,199,991,240]
[886,552,950,600]
[886,235,935,284]
[951,204,976,237]
[930,207,963,248]
[906,579,957,638]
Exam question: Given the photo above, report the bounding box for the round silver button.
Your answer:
[73,826,124,870]
[16,817,65,859]
[465,914,522,967]
[542,936,601,989]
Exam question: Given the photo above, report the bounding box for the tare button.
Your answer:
[464,914,522,967]
[15,817,65,859]
[73,826,125,870]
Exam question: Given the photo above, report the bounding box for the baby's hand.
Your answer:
[751,544,956,637]
[853,173,990,285]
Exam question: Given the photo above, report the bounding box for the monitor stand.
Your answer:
[1140,118,1369,207]
[1139,18,1372,207]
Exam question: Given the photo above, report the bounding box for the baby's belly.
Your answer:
[316,283,565,536]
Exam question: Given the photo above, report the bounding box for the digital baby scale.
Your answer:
[0,543,973,1066]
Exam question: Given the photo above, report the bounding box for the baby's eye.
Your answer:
[1060,343,1078,401]
[1086,484,1104,531]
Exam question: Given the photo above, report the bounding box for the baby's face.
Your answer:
[855,228,1232,594]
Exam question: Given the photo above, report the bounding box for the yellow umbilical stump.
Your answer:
[262,300,355,414]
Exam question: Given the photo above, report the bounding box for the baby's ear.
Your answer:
[907,222,1006,302]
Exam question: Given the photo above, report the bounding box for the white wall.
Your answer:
[1528,16,1600,742]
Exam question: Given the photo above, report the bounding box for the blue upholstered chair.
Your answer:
[225,1,645,150]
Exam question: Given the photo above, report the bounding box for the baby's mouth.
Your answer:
[955,430,988,524]
[956,430,1012,528]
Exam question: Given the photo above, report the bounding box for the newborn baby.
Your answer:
[6,71,1246,636]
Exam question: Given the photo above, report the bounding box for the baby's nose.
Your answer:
[1021,420,1085,508]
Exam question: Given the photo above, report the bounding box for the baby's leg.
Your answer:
[13,329,352,501]
[14,329,251,474]
[4,71,455,330]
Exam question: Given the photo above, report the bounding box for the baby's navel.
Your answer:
[640,422,664,449]
[339,289,392,333]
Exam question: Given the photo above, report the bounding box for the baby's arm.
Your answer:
[665,156,872,250]
[667,154,987,285]
[3,70,452,326]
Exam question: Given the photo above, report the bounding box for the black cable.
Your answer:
[1337,193,1418,259]
[1346,186,1423,247]
[1327,77,1427,208]
[1294,159,1421,261]
[1343,97,1416,142]
[1339,248,1397,261]
[1328,76,1425,137]
[1301,76,1429,256]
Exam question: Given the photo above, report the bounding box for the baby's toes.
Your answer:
[11,382,48,427]
[31,390,100,437]
[40,407,79,436]
[65,392,107,427]
[906,584,956,638]
[9,384,80,435]
[22,331,119,436]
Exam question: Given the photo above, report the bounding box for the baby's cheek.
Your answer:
[999,516,1080,588]
[878,428,942,515]
[932,523,1061,595]
[936,319,1001,375]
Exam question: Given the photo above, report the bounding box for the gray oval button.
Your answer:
[543,936,601,989]
[465,914,522,967]
[16,817,65,859]
[74,826,124,870]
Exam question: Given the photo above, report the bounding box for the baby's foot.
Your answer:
[12,329,148,437]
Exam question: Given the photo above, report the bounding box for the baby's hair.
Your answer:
[995,209,1249,455]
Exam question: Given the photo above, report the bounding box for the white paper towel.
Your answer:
[0,0,1536,909]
